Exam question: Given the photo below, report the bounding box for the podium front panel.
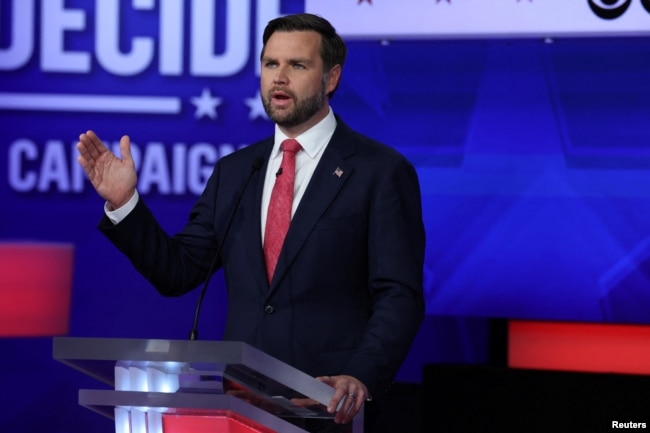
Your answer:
[53,337,363,433]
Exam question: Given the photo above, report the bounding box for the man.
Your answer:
[77,13,425,431]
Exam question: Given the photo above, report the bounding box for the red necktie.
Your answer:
[264,139,302,282]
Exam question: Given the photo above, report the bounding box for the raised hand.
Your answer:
[77,130,137,210]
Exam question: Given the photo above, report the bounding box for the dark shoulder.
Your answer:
[333,117,409,163]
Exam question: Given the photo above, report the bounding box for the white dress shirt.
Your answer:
[260,108,336,243]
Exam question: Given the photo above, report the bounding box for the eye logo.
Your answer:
[588,0,632,19]
[588,0,650,19]
[588,0,650,20]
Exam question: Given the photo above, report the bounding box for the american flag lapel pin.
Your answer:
[333,167,344,178]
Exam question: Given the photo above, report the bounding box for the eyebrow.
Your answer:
[261,56,314,66]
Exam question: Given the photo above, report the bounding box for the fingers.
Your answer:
[334,392,362,424]
[76,130,111,182]
[318,374,368,425]
[77,130,106,162]
[76,131,133,169]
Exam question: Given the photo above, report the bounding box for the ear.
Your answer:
[325,64,342,95]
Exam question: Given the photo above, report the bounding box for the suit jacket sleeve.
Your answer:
[97,160,228,296]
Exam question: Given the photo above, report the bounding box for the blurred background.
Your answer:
[1,0,650,431]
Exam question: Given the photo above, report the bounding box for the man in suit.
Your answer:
[77,13,425,431]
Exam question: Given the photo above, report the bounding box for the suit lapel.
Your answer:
[242,139,274,293]
[268,123,357,293]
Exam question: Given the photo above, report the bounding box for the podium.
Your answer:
[53,337,363,433]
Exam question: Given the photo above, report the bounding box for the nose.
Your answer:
[273,65,289,85]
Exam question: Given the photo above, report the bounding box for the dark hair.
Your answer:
[261,13,347,95]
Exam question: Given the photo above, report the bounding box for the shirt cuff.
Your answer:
[105,190,139,225]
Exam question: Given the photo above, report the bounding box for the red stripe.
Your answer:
[509,320,650,375]
[163,410,275,433]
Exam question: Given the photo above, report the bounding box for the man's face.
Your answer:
[260,31,339,134]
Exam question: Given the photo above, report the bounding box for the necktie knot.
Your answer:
[281,138,302,155]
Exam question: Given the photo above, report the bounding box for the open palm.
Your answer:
[77,130,137,209]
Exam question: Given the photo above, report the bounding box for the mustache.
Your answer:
[267,87,296,100]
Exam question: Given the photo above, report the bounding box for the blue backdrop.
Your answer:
[1,0,650,431]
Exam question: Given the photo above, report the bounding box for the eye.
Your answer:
[264,61,278,69]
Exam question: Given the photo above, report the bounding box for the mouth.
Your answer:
[271,90,293,105]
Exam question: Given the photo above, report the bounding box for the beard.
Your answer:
[262,79,327,128]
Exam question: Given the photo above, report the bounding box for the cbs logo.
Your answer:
[588,0,650,19]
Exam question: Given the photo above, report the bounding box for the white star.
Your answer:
[191,88,222,120]
[244,91,270,121]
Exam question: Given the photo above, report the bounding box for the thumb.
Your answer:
[118,135,133,164]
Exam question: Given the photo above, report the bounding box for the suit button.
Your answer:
[264,305,275,314]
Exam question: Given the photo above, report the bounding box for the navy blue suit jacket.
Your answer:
[100,118,425,399]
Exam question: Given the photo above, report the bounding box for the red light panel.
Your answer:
[0,243,74,337]
[509,320,650,375]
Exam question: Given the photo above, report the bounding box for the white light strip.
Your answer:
[115,407,131,433]
[0,92,181,114]
[306,0,650,39]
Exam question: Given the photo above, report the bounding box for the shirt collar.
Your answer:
[272,108,337,159]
